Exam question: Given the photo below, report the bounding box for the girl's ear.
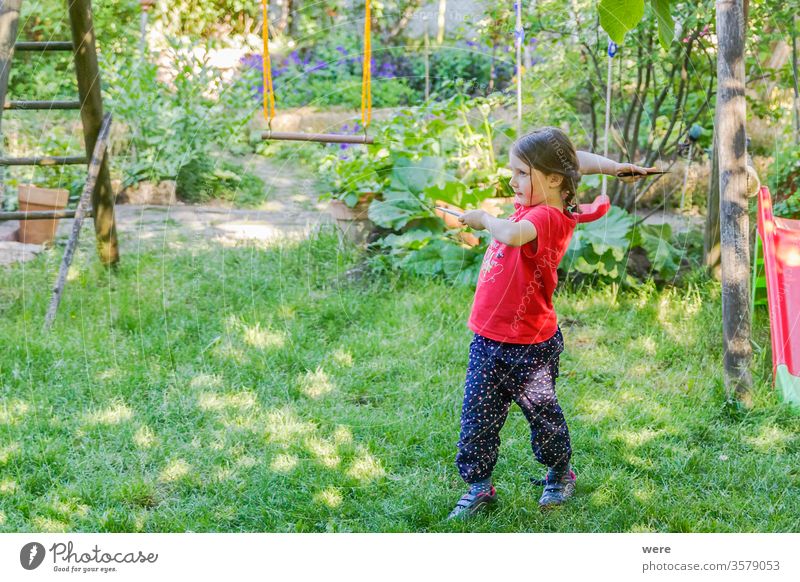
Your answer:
[548,173,564,188]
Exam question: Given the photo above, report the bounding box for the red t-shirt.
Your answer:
[467,203,577,344]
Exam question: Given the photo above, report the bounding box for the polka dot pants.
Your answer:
[456,328,571,484]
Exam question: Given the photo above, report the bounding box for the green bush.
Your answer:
[104,39,253,189]
[176,158,266,206]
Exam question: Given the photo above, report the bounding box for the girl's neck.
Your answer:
[542,190,564,211]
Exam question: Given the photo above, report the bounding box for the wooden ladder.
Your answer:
[0,0,118,267]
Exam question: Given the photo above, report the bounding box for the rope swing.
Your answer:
[260,0,374,144]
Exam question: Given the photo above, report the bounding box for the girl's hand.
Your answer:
[615,162,660,183]
[458,210,488,230]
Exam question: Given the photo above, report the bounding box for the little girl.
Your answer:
[447,127,652,519]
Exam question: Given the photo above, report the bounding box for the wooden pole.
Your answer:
[261,131,374,144]
[716,0,752,403]
[436,0,446,45]
[515,0,523,137]
[704,126,721,278]
[792,14,800,141]
[424,25,430,101]
[0,0,22,209]
[68,0,119,266]
[43,114,111,331]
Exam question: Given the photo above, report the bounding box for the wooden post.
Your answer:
[436,0,447,45]
[716,0,752,403]
[424,25,430,101]
[793,14,800,141]
[68,0,119,266]
[0,0,22,208]
[704,125,721,278]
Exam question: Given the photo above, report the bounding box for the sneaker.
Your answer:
[447,486,497,520]
[536,467,576,509]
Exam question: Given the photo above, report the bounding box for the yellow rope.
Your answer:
[261,0,372,135]
[261,0,276,125]
[361,0,372,129]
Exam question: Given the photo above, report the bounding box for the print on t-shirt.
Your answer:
[479,242,505,283]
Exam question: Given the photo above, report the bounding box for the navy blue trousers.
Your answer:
[456,328,571,484]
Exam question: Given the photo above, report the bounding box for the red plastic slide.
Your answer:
[756,186,800,405]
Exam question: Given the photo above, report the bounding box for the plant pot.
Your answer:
[434,199,480,247]
[17,184,70,245]
[328,192,377,244]
[480,196,515,215]
[434,197,516,248]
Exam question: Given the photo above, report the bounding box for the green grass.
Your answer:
[0,227,798,533]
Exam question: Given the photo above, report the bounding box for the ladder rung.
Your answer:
[4,100,81,110]
[0,209,91,222]
[0,156,87,166]
[14,41,74,52]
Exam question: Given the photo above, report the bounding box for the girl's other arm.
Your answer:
[458,210,535,247]
[576,151,657,182]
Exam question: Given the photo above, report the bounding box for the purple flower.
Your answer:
[240,54,263,70]
[466,40,477,47]
[307,60,328,72]
[376,61,397,79]
[336,45,348,55]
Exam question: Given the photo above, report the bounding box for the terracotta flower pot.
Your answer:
[328,192,377,244]
[17,184,69,245]
[434,197,515,248]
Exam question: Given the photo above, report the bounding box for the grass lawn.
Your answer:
[1,226,798,532]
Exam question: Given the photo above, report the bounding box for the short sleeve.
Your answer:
[519,206,556,260]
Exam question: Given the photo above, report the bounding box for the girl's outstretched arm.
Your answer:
[576,151,657,182]
[458,210,535,247]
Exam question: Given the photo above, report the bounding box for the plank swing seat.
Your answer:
[259,0,375,146]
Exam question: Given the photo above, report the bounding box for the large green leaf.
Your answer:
[652,0,674,49]
[635,224,683,277]
[401,242,445,277]
[374,230,432,251]
[425,180,467,207]
[390,156,446,193]
[368,191,429,230]
[441,244,484,286]
[576,206,633,258]
[599,0,645,43]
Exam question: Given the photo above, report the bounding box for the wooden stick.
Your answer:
[0,155,87,166]
[3,100,81,110]
[261,131,375,144]
[0,209,92,221]
[43,114,112,331]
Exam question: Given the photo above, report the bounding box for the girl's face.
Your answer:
[508,151,563,208]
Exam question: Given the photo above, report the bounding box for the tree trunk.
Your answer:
[704,126,721,278]
[716,0,752,404]
[0,0,22,208]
